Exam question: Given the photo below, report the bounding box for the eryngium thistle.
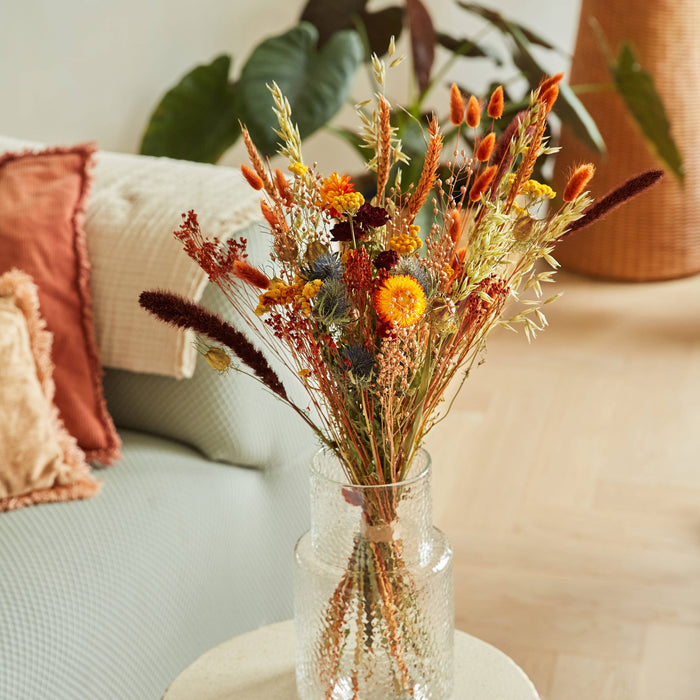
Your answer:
[341,344,376,385]
[313,279,351,325]
[304,253,343,282]
[139,290,287,400]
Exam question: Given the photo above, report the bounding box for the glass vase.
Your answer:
[294,448,454,700]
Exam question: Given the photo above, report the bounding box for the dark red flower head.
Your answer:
[374,250,399,271]
[355,202,390,229]
[330,221,358,242]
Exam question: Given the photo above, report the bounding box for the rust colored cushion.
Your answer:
[0,145,121,464]
[0,270,101,511]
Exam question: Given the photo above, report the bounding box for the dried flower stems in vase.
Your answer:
[140,46,662,699]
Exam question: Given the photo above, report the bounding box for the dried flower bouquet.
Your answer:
[140,48,661,697]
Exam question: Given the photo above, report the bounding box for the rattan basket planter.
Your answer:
[554,0,699,281]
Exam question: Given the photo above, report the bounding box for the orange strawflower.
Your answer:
[374,275,426,327]
[320,172,364,215]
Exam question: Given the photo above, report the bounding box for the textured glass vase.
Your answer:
[294,448,454,700]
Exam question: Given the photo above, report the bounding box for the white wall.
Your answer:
[0,0,581,172]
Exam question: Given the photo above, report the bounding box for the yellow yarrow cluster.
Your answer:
[389,225,422,254]
[330,191,365,215]
[507,174,556,200]
[288,161,308,176]
[255,278,323,317]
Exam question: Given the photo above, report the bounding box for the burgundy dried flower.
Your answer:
[374,250,399,271]
[355,202,390,229]
[331,220,363,242]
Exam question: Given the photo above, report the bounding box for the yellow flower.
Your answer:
[389,225,422,255]
[374,275,426,327]
[288,162,308,176]
[302,279,323,299]
[506,174,556,200]
[320,173,364,215]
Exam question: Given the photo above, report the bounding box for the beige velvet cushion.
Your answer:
[0,270,100,512]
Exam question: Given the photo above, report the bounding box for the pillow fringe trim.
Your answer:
[0,479,101,513]
[0,269,102,510]
[0,144,122,465]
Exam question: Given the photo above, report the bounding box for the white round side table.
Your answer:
[163,620,540,699]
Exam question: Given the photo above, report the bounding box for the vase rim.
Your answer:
[311,447,431,489]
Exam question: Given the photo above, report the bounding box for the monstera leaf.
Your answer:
[140,55,240,163]
[236,23,363,156]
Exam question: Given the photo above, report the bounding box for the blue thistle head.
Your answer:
[313,279,350,325]
[304,253,343,282]
[341,344,376,386]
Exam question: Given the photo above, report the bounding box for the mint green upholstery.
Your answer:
[0,430,315,699]
[102,221,309,469]
[0,142,318,700]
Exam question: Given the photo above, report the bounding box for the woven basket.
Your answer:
[553,0,699,281]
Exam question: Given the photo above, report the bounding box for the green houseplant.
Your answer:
[140,0,681,185]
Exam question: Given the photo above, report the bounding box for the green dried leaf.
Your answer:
[406,0,435,94]
[435,32,502,64]
[611,42,684,183]
[506,23,606,155]
[359,6,405,58]
[299,0,367,46]
[457,2,562,52]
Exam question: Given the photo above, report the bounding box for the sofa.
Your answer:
[0,135,317,699]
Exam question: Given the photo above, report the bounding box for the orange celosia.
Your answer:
[540,84,559,114]
[539,72,564,95]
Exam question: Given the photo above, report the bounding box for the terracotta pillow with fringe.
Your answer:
[0,270,101,512]
[0,144,120,464]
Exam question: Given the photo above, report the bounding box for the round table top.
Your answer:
[163,620,540,699]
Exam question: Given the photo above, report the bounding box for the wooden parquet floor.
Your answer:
[425,270,700,700]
